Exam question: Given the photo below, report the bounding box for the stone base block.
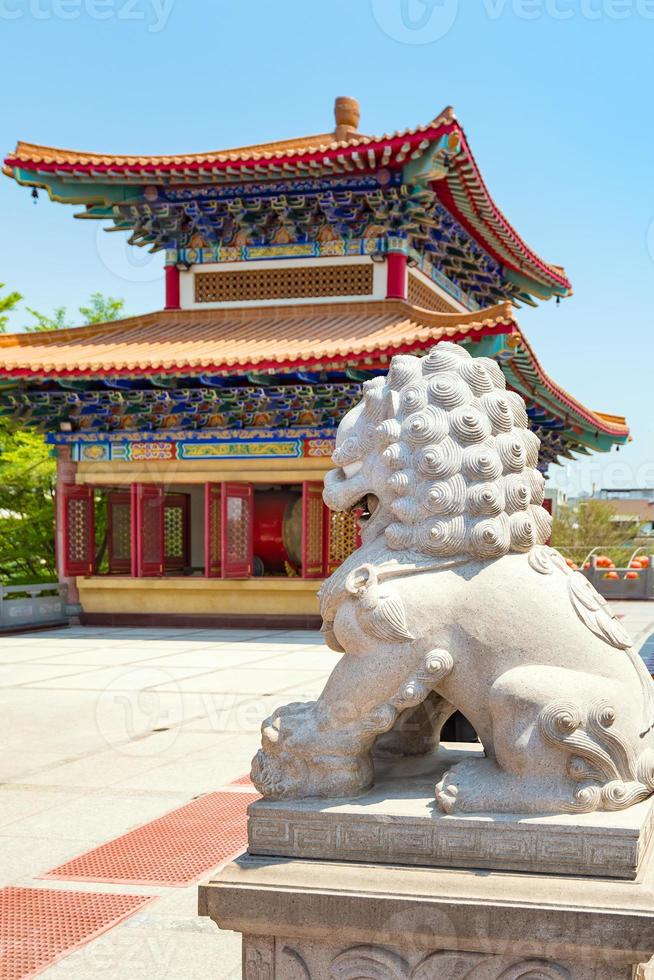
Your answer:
[200,851,654,979]
[247,744,654,880]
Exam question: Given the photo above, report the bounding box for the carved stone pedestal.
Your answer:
[199,748,654,979]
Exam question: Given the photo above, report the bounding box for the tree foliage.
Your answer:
[0,421,57,584]
[25,292,125,332]
[0,286,127,582]
[0,283,22,333]
[551,499,642,567]
[25,305,70,332]
[79,292,125,324]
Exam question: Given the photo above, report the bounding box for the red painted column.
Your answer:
[386,252,408,300]
[165,263,181,310]
[55,446,81,620]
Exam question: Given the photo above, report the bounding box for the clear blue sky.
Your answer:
[1,0,652,493]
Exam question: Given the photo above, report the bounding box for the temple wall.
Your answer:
[77,576,321,617]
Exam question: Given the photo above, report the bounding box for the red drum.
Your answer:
[253,490,302,573]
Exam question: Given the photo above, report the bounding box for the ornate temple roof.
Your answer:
[0,300,515,377]
[0,301,629,464]
[498,331,629,445]
[3,99,571,301]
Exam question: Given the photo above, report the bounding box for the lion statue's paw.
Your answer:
[251,699,374,800]
[435,757,568,815]
[435,758,503,814]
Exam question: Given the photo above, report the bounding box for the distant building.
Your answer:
[544,487,568,516]
[599,488,654,503]
[594,490,654,536]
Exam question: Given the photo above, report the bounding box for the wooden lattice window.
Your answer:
[301,482,325,579]
[407,273,458,313]
[221,482,253,578]
[61,484,95,577]
[134,484,164,577]
[205,483,222,578]
[326,509,361,575]
[108,491,131,574]
[163,494,190,572]
[194,264,374,303]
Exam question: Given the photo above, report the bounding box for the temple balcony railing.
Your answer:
[0,583,68,631]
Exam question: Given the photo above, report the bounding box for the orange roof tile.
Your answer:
[4,109,455,168]
[0,299,514,377]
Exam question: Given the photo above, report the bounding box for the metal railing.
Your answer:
[0,583,68,630]
[582,558,654,600]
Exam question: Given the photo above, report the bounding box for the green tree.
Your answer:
[25,305,71,332]
[0,283,22,333]
[79,292,124,324]
[551,499,641,567]
[25,292,125,332]
[0,421,57,583]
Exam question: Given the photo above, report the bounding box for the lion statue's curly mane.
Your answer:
[324,341,551,563]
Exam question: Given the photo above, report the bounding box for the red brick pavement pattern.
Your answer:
[41,790,259,888]
[0,887,153,980]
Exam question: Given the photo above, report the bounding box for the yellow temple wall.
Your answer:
[77,576,322,617]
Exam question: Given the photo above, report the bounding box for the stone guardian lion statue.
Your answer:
[251,342,654,814]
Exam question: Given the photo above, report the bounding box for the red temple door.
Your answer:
[107,491,132,574]
[163,493,190,573]
[134,484,164,577]
[221,482,253,579]
[205,483,222,578]
[301,481,326,579]
[61,483,95,577]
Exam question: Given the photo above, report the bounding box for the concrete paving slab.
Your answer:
[18,663,222,692]
[0,662,104,687]
[37,920,241,979]
[0,786,82,828]
[0,834,101,887]
[147,666,330,695]
[5,790,188,844]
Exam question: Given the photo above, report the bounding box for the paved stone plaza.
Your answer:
[1,605,653,978]
[0,625,340,978]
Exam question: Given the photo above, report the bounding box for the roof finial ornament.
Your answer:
[334,96,360,141]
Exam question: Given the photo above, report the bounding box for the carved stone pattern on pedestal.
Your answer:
[275,944,575,979]
[248,810,648,878]
[244,936,275,980]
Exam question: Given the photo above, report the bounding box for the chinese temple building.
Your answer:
[0,97,629,626]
